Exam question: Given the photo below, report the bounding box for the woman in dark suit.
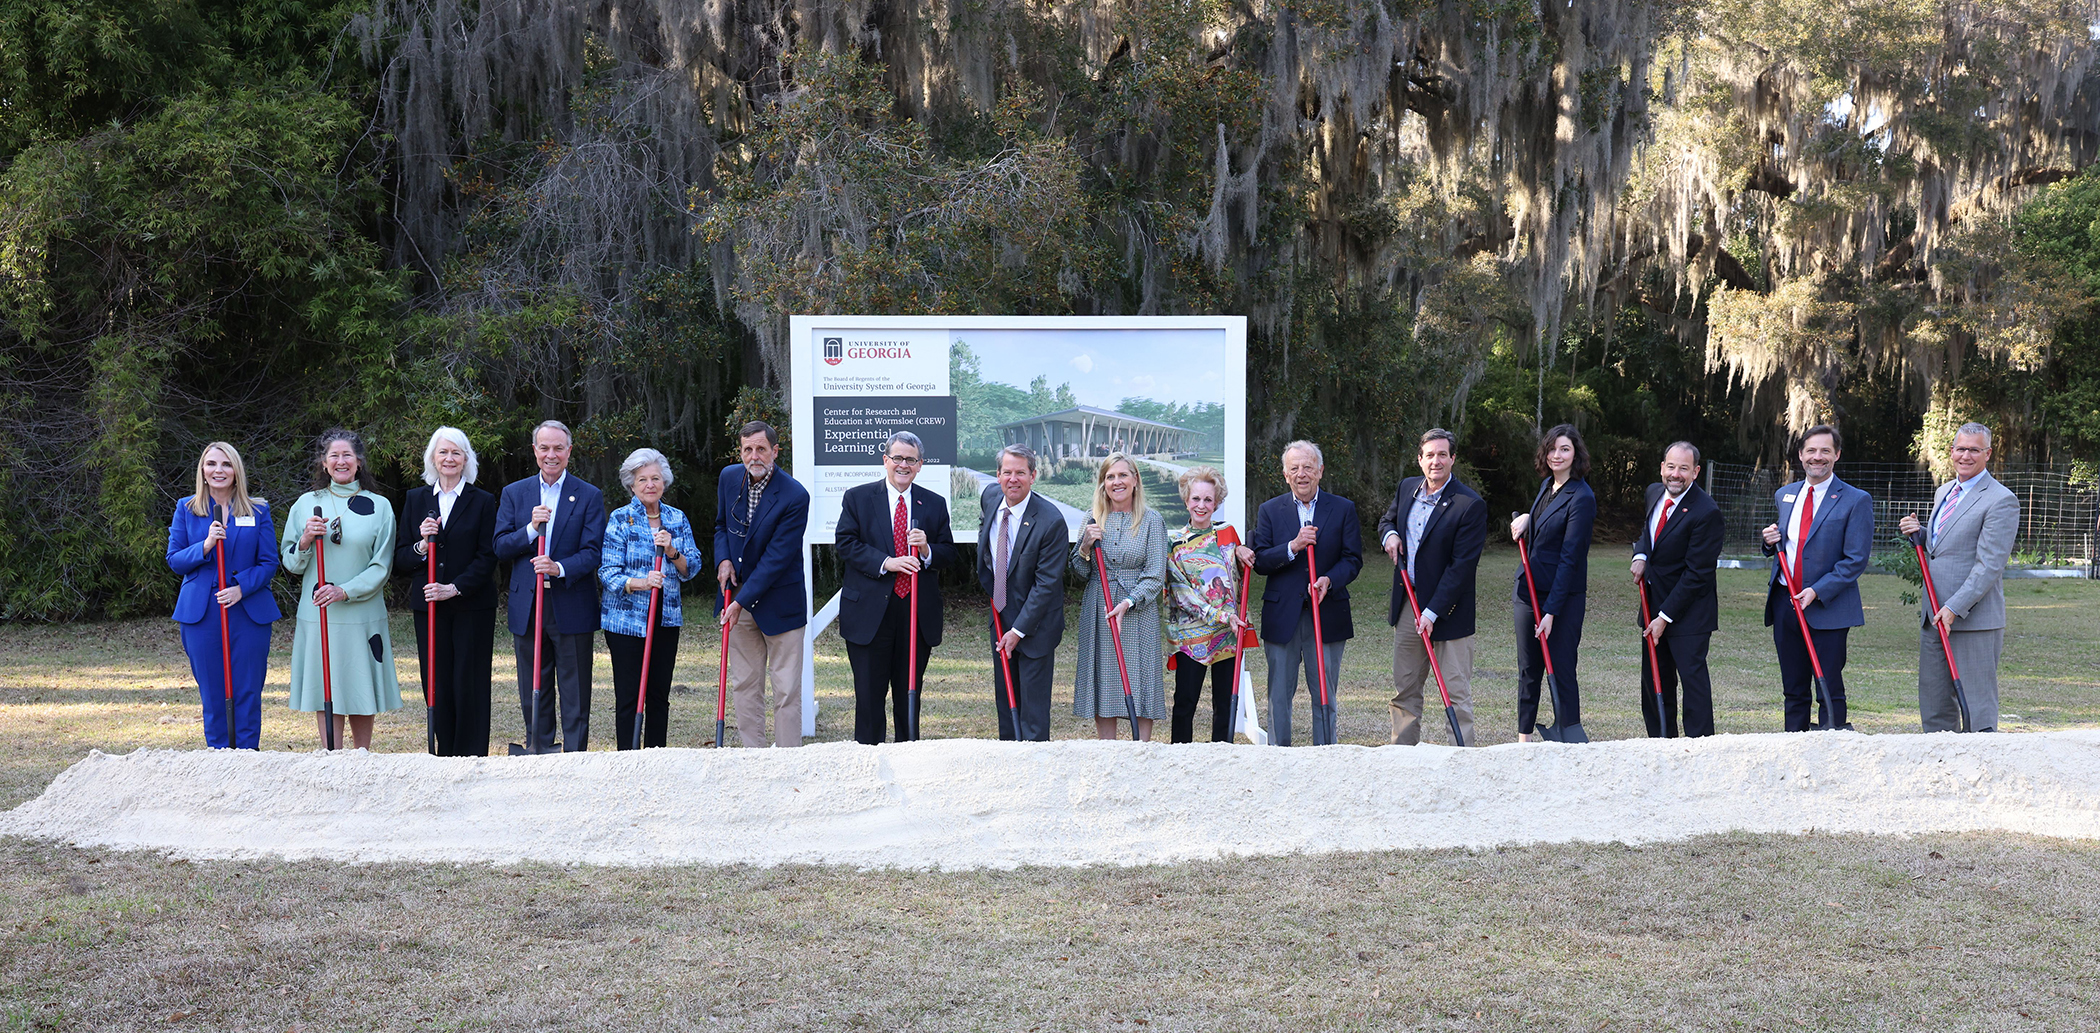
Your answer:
[1508,424,1597,741]
[166,441,281,749]
[395,426,500,755]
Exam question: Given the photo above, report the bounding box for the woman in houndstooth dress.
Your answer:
[1074,453,1169,739]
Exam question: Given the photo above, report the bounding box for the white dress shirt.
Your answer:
[527,471,567,577]
[1782,478,1828,579]
[1287,491,1320,557]
[991,492,1033,637]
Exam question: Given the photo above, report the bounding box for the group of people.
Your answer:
[168,420,810,754]
[166,414,2020,754]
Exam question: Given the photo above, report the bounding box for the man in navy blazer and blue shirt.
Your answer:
[1760,424,1873,730]
[1376,428,1486,746]
[494,420,607,753]
[714,420,811,747]
[834,431,959,744]
[1252,440,1362,746]
[1631,441,1725,737]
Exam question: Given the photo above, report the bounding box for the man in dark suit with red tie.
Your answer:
[1630,441,1724,737]
[834,431,959,744]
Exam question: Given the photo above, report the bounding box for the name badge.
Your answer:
[1781,494,1796,503]
[234,516,256,527]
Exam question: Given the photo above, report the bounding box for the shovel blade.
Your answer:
[1536,723,1567,743]
[506,742,529,756]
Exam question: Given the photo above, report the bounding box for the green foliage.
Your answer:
[0,86,402,619]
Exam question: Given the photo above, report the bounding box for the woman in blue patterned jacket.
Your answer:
[599,447,701,749]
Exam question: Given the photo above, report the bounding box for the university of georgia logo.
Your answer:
[823,337,843,366]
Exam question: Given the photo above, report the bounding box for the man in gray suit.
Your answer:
[1898,423,2020,732]
[978,444,1069,741]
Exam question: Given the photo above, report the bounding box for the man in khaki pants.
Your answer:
[713,421,810,746]
[1374,429,1487,745]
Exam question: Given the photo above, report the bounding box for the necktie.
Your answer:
[891,495,910,598]
[1655,496,1675,541]
[1789,485,1814,591]
[1933,483,1964,542]
[993,508,1011,612]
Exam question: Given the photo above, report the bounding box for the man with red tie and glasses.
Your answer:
[1630,441,1725,738]
[1759,424,1874,731]
[834,431,959,744]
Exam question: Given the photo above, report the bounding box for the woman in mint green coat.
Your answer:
[280,428,401,749]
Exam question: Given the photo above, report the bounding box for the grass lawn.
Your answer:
[4,545,2099,1030]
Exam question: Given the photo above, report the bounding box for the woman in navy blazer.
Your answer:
[394,427,500,755]
[165,441,281,749]
[1507,424,1597,741]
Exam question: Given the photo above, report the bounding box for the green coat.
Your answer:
[280,483,402,716]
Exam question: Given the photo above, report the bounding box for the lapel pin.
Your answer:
[568,495,575,503]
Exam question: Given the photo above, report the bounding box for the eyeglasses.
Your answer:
[884,455,924,467]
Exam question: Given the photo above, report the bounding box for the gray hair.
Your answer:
[533,420,572,446]
[1281,439,1323,466]
[421,426,479,486]
[996,443,1038,473]
[618,447,673,491]
[1954,422,1993,447]
[885,430,924,456]
[1663,440,1702,466]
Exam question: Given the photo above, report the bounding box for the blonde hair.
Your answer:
[1089,453,1150,525]
[1176,465,1228,505]
[188,442,257,519]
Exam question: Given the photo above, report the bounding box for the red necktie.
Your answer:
[1655,496,1675,540]
[1790,486,1814,591]
[892,495,910,598]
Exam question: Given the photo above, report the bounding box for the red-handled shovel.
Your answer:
[312,505,336,752]
[1910,529,1973,732]
[213,503,235,749]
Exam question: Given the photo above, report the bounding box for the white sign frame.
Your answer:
[785,315,1251,739]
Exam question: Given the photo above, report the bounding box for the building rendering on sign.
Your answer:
[997,405,1198,459]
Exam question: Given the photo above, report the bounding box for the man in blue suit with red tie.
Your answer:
[495,420,607,753]
[1761,424,1873,731]
[1251,439,1362,746]
[713,420,811,747]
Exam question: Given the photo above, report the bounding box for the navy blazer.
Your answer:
[493,472,607,636]
[167,498,282,626]
[1251,491,1362,644]
[394,484,500,611]
[833,479,959,647]
[1513,477,1597,618]
[976,484,1069,659]
[712,465,811,636]
[1375,477,1487,640]
[1632,482,1724,637]
[1760,476,1872,630]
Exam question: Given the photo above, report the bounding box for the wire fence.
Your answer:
[1706,462,2099,575]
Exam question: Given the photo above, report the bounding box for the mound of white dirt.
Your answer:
[5,731,2099,868]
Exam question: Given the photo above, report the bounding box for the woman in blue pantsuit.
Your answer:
[166,441,281,748]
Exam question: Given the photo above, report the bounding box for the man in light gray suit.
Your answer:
[1898,423,2020,732]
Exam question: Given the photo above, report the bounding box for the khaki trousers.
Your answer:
[1390,627,1476,746]
[727,621,804,747]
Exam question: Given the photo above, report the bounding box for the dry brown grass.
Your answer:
[4,832,2097,1031]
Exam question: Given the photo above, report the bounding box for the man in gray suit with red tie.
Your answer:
[1899,423,2020,732]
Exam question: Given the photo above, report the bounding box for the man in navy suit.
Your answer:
[715,420,811,747]
[1375,429,1487,746]
[1760,424,1873,731]
[834,431,959,744]
[1631,441,1724,737]
[1251,440,1362,746]
[977,444,1069,741]
[494,420,607,753]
